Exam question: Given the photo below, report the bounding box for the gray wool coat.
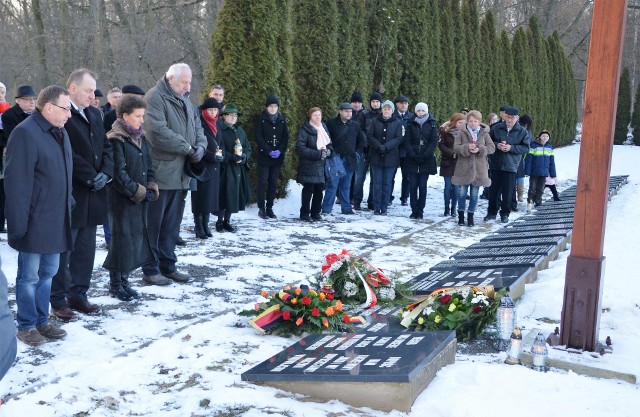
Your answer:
[452,125,495,188]
[144,77,208,190]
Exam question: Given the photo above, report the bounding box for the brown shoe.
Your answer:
[37,323,67,339]
[69,299,101,315]
[162,271,190,283]
[143,274,173,286]
[17,328,46,346]
[52,306,78,322]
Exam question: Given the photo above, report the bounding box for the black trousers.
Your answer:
[528,176,547,205]
[51,225,97,308]
[256,164,281,209]
[142,189,186,276]
[487,170,516,217]
[0,178,5,231]
[300,183,324,217]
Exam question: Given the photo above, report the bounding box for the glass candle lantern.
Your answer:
[496,295,517,350]
[531,332,548,372]
[505,327,523,365]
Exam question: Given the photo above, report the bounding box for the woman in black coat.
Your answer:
[296,107,331,222]
[191,98,224,239]
[103,95,159,301]
[403,102,439,219]
[254,95,289,219]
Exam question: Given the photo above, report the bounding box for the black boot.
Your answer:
[467,212,474,227]
[266,207,277,219]
[109,272,133,301]
[202,214,213,237]
[121,272,139,298]
[450,202,457,217]
[215,220,224,233]
[444,205,450,216]
[223,221,236,232]
[458,211,465,226]
[194,214,207,239]
[258,207,268,219]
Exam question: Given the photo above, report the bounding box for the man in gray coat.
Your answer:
[4,85,74,346]
[142,63,207,285]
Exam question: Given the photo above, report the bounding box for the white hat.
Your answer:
[415,102,429,114]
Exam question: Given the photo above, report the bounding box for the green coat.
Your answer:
[219,123,253,213]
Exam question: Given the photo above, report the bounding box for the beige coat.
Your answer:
[452,125,495,187]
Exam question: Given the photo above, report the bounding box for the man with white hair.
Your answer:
[142,63,207,285]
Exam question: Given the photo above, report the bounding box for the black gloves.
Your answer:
[92,172,110,191]
[325,148,333,158]
[189,146,205,163]
[232,154,243,162]
[144,190,156,202]
[379,145,387,154]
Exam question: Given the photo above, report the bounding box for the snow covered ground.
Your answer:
[1,143,639,416]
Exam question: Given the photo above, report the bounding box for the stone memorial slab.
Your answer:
[484,230,571,249]
[522,213,575,221]
[241,331,456,412]
[452,245,557,269]
[504,224,572,235]
[470,235,567,250]
[431,254,544,271]
[405,267,531,298]
[350,305,408,333]
[510,219,573,227]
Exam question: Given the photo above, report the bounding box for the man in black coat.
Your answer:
[484,106,530,223]
[394,95,414,206]
[51,69,114,321]
[322,103,365,215]
[254,95,289,219]
[4,85,74,346]
[355,92,383,210]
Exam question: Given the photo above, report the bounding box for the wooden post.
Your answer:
[560,0,628,351]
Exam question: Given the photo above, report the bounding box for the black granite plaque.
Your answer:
[350,305,408,333]
[490,228,570,239]
[241,331,455,383]
[452,245,556,259]
[503,224,572,234]
[509,219,573,227]
[430,255,544,270]
[470,235,566,248]
[522,213,575,221]
[405,267,530,295]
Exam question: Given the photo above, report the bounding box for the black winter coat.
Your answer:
[4,111,74,254]
[367,115,404,168]
[326,115,365,171]
[66,105,114,228]
[191,115,224,215]
[488,121,530,173]
[403,115,438,174]
[296,122,329,185]
[254,111,288,167]
[1,104,30,146]
[103,122,156,273]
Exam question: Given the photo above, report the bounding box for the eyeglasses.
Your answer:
[50,103,72,112]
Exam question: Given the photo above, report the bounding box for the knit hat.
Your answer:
[370,92,383,102]
[122,85,146,95]
[199,97,224,110]
[265,95,280,107]
[351,91,363,103]
[538,129,551,138]
[414,102,429,114]
[381,100,395,111]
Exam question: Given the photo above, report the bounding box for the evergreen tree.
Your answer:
[462,0,481,112]
[511,27,533,114]
[336,0,372,101]
[367,0,401,101]
[496,30,515,106]
[478,11,498,117]
[614,67,632,144]
[450,0,468,111]
[437,0,458,117]
[528,15,550,134]
[291,1,340,119]
[631,82,640,143]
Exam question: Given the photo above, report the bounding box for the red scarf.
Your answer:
[202,109,218,135]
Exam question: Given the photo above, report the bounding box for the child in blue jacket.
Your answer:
[524,130,556,208]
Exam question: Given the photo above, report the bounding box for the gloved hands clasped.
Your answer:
[189,146,205,163]
[92,172,110,191]
[268,150,281,159]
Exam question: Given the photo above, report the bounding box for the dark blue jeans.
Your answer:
[322,158,354,214]
[458,184,479,213]
[17,252,60,330]
[372,165,396,213]
[443,176,459,211]
[352,153,368,204]
[408,171,429,215]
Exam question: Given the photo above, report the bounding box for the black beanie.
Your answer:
[370,92,383,102]
[351,91,363,103]
[265,95,280,107]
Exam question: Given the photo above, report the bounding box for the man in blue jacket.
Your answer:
[484,106,530,223]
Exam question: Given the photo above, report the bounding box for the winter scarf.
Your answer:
[113,117,144,147]
[201,109,218,135]
[310,121,331,150]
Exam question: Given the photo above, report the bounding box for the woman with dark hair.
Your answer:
[191,98,224,239]
[217,104,252,232]
[296,107,331,222]
[438,112,466,217]
[103,94,159,300]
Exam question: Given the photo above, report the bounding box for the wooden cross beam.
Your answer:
[560,0,628,351]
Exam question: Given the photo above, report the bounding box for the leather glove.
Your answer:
[379,145,387,154]
[214,153,224,162]
[92,172,109,191]
[190,146,205,163]
[269,150,281,159]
